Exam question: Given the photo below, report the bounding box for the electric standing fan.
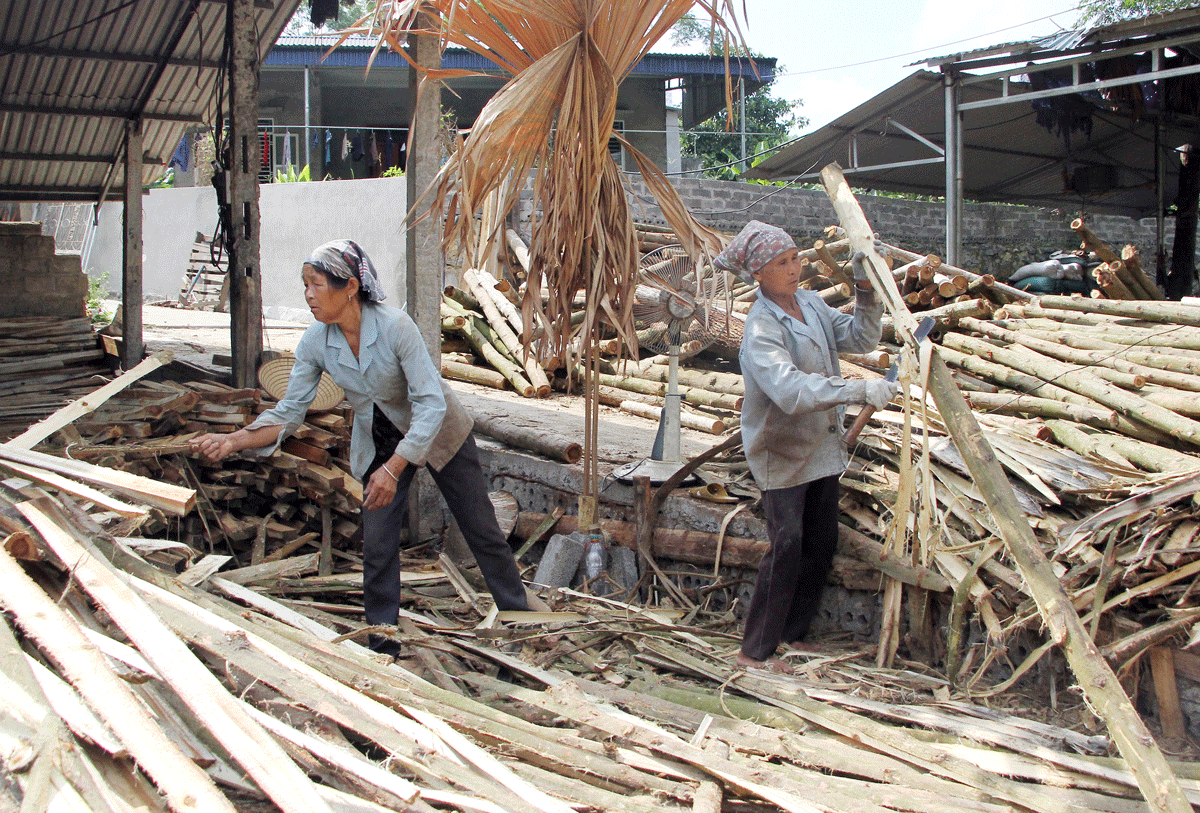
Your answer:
[612,244,734,483]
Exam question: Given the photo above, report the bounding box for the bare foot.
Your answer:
[735,652,795,674]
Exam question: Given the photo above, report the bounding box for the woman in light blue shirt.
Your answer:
[190,240,529,656]
[714,221,896,671]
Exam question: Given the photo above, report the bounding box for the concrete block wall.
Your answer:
[0,222,88,319]
[516,174,1177,281]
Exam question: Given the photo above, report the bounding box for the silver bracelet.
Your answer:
[381,464,399,481]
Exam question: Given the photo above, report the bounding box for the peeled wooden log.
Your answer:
[442,303,534,397]
[958,317,1200,393]
[1034,295,1200,328]
[1121,244,1164,300]
[462,268,551,398]
[962,391,1120,428]
[819,282,851,306]
[1109,259,1156,301]
[1092,263,1136,300]
[442,359,508,391]
[944,333,1200,446]
[883,242,1033,302]
[813,239,853,286]
[472,414,581,464]
[505,228,532,278]
[840,350,890,371]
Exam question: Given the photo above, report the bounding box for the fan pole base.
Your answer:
[611,459,701,486]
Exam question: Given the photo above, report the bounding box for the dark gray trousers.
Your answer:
[740,475,840,661]
[361,433,529,646]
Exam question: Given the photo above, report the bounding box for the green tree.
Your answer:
[670,13,804,180]
[284,0,378,36]
[1077,0,1193,25]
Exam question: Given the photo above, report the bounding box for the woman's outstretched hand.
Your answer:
[189,432,238,463]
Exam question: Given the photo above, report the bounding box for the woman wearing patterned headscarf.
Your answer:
[190,239,530,656]
[714,221,897,671]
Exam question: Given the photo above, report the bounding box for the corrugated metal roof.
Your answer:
[0,0,302,202]
[744,69,1199,218]
[923,6,1200,69]
[268,34,775,79]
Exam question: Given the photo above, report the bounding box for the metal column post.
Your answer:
[226,0,263,388]
[944,71,961,267]
[304,66,311,171]
[121,119,144,370]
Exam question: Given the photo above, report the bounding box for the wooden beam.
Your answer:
[121,118,144,370]
[226,0,263,388]
[820,160,1192,813]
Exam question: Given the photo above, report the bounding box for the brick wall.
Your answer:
[0,222,88,319]
[519,174,1177,280]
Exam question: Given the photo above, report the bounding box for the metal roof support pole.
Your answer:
[1156,117,1167,287]
[226,0,263,389]
[943,71,962,267]
[121,119,144,370]
[303,66,311,171]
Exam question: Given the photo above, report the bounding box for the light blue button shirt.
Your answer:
[245,302,472,480]
[739,288,883,490]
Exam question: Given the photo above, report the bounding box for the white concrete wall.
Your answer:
[88,176,410,321]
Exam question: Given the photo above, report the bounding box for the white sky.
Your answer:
[662,0,1086,135]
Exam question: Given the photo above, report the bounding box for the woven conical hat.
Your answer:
[257,356,344,412]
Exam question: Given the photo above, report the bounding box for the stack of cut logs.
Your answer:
[43,378,363,568]
[1073,217,1167,300]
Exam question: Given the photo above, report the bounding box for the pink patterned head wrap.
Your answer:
[713,220,796,284]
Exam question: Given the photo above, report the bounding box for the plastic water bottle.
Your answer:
[583,531,607,582]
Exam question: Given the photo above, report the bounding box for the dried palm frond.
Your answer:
[357,1,747,504]
[356,0,740,361]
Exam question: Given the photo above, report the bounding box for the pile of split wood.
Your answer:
[9,474,1200,813]
[0,315,109,440]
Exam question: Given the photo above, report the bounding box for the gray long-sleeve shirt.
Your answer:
[739,287,883,490]
[244,302,472,480]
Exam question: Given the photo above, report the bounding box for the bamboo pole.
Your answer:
[442,303,534,396]
[824,162,1192,813]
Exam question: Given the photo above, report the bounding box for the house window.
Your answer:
[609,120,625,171]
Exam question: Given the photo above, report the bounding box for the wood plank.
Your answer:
[16,498,336,813]
[0,544,238,813]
